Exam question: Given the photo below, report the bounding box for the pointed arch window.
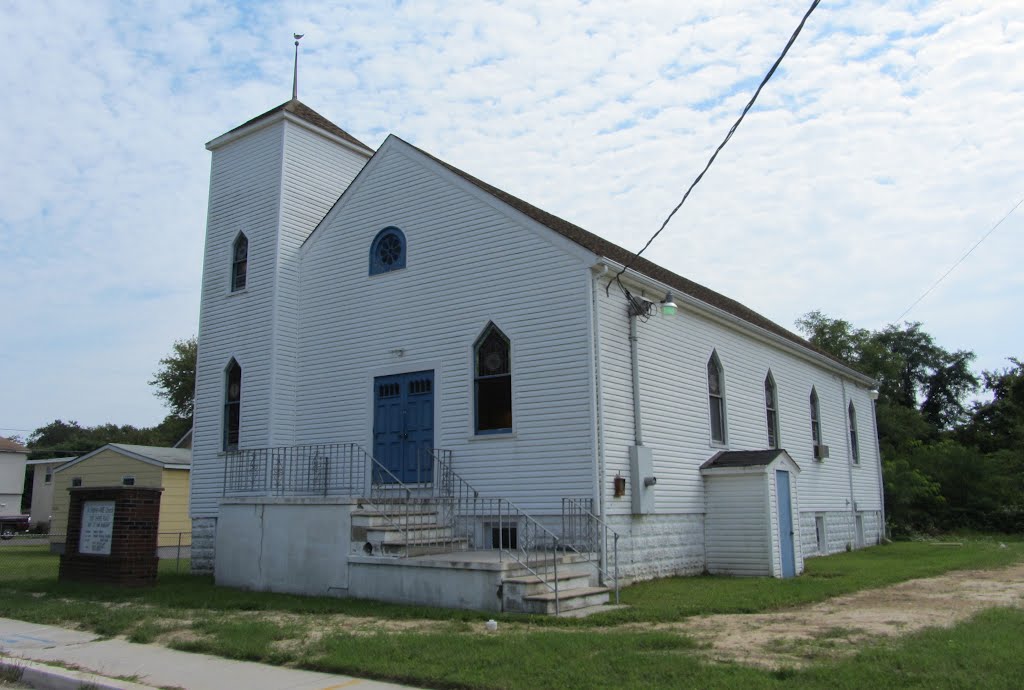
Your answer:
[848,402,860,463]
[474,324,512,434]
[809,387,821,448]
[231,234,248,291]
[224,359,242,450]
[707,352,727,444]
[369,227,406,275]
[765,372,780,449]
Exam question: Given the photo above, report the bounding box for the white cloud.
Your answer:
[0,0,1021,436]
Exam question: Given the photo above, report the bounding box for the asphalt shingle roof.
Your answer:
[700,449,787,470]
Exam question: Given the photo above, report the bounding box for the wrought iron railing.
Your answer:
[223,443,367,496]
[561,497,620,604]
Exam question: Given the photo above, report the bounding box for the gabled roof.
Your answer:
[55,443,191,473]
[221,99,373,152]
[0,437,27,454]
[402,140,868,380]
[701,449,793,470]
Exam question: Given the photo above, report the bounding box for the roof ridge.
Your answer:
[399,138,852,372]
[223,100,374,152]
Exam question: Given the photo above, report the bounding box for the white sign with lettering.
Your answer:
[79,500,116,555]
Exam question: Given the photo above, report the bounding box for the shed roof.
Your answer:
[55,444,191,473]
[701,449,790,470]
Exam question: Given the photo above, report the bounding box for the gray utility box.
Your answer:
[629,445,657,514]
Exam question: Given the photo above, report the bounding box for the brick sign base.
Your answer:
[59,486,163,587]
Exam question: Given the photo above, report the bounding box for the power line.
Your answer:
[893,195,1023,323]
[611,0,822,291]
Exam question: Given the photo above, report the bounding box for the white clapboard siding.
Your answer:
[594,279,883,520]
[192,116,371,519]
[704,472,771,576]
[293,140,598,514]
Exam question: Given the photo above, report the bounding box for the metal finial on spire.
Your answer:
[292,33,304,100]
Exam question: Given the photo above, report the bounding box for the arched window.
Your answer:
[848,402,860,463]
[231,233,248,291]
[707,351,726,444]
[809,387,821,449]
[765,372,779,449]
[369,227,406,275]
[474,323,512,434]
[224,359,242,450]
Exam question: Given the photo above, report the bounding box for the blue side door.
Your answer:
[373,371,434,484]
[776,469,796,578]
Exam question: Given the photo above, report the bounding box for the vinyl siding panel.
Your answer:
[295,144,596,513]
[704,472,771,576]
[158,468,191,544]
[594,282,883,521]
[50,450,162,537]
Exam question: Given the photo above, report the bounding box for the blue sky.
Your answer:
[1,0,1021,436]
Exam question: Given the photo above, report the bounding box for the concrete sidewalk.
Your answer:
[0,617,418,690]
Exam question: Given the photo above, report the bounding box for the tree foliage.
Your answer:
[149,336,197,419]
[797,311,1020,535]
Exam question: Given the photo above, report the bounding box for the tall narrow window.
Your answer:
[474,324,512,434]
[231,234,248,291]
[765,372,779,449]
[224,359,242,450]
[707,352,726,444]
[810,387,821,448]
[369,227,406,275]
[848,402,860,463]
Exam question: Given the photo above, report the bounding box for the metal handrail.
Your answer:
[426,449,564,614]
[561,497,620,604]
[223,443,364,497]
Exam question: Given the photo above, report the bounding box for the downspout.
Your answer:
[840,379,857,546]
[630,313,644,447]
[869,389,887,541]
[590,267,609,575]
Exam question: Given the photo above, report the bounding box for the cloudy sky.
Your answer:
[1,0,1021,437]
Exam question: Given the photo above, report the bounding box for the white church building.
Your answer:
[189,98,884,614]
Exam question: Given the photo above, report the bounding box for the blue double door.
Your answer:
[373,370,434,484]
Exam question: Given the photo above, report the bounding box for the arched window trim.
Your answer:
[231,233,248,292]
[848,401,860,464]
[224,358,242,451]
[765,371,780,449]
[707,351,727,445]
[809,387,822,451]
[473,322,512,435]
[369,226,407,275]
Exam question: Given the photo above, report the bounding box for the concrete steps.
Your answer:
[500,555,609,614]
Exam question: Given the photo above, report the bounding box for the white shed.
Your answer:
[701,450,804,578]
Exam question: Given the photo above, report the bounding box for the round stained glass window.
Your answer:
[378,233,402,266]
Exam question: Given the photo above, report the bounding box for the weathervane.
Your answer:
[292,33,304,100]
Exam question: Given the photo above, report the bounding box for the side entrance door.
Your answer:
[373,370,434,484]
[776,469,796,578]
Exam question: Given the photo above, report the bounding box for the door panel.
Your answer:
[373,371,434,483]
[776,469,796,578]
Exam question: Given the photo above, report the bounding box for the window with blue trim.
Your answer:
[369,227,406,275]
[474,323,512,434]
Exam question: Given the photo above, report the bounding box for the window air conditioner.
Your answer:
[814,444,830,461]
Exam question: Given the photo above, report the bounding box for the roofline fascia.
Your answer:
[595,260,877,388]
[54,444,189,472]
[206,111,375,159]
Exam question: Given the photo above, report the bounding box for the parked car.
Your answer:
[0,514,31,539]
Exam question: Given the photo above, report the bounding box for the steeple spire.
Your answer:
[292,33,304,101]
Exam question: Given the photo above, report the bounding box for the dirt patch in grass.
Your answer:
[675,561,1024,669]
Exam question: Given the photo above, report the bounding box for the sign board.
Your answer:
[79,500,116,555]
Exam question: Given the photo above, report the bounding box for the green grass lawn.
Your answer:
[1,536,1022,689]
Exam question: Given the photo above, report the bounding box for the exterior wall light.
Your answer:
[661,292,678,317]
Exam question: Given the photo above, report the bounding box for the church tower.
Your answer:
[190,99,373,571]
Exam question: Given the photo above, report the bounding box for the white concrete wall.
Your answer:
[606,513,705,582]
[704,471,771,576]
[215,498,355,595]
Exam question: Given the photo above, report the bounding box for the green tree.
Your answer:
[149,336,197,420]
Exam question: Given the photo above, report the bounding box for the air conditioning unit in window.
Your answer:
[814,444,830,461]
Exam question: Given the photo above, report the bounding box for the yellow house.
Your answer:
[51,444,191,554]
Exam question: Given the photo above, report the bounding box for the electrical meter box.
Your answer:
[629,445,656,514]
